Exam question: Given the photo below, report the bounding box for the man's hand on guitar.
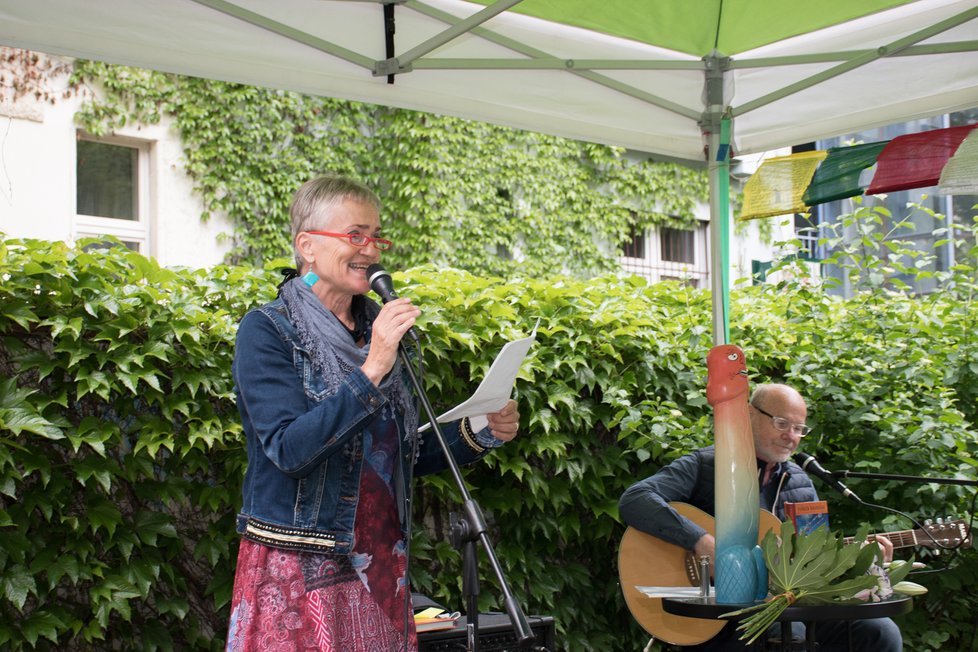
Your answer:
[693,533,716,574]
[870,534,894,563]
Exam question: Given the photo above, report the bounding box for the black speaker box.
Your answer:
[417,612,556,651]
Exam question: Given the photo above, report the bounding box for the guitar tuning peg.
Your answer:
[936,517,945,524]
[924,519,933,526]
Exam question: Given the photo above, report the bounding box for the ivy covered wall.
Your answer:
[68,59,711,278]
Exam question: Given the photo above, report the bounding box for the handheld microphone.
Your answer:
[793,452,863,504]
[366,263,420,343]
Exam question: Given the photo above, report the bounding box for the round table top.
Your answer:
[661,595,912,623]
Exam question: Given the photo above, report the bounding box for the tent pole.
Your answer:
[384,3,396,83]
[704,54,731,345]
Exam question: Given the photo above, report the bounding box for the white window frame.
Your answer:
[620,219,710,287]
[73,133,152,254]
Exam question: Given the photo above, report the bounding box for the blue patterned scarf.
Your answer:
[280,277,418,443]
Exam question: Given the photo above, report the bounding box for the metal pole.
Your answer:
[703,52,731,345]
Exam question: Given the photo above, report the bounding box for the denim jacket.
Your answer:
[232,296,491,554]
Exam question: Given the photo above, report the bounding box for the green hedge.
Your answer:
[1,233,977,650]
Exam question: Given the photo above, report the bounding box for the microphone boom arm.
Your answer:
[832,470,978,487]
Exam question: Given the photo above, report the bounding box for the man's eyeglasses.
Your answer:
[751,403,812,437]
[305,231,392,251]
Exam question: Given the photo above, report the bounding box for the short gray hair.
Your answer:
[290,175,381,270]
[750,383,805,409]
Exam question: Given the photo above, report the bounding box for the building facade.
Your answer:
[0,49,789,284]
[0,50,233,268]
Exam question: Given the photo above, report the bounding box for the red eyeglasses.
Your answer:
[304,231,392,251]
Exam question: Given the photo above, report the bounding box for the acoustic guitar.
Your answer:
[618,502,972,646]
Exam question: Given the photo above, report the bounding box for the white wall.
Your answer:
[731,213,799,284]
[728,150,800,285]
[0,51,233,269]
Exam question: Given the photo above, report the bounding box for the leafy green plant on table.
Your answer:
[723,520,918,645]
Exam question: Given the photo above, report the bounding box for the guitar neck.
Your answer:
[843,528,920,550]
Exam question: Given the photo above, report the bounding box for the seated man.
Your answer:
[618,383,902,651]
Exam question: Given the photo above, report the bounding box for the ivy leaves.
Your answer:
[70,60,709,279]
[0,237,270,649]
[0,225,976,649]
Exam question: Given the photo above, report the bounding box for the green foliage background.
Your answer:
[2,227,978,650]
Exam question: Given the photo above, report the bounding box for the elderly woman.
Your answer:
[225,175,519,651]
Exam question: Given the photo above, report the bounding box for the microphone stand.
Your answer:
[397,343,534,649]
[832,467,978,652]
[832,470,978,487]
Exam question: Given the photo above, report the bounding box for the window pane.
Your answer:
[661,275,699,288]
[660,227,695,263]
[76,140,137,220]
[623,228,645,258]
[81,239,140,253]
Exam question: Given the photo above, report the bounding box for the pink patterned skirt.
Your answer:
[224,538,417,651]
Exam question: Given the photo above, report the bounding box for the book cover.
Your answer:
[415,617,458,632]
[414,607,460,632]
[784,500,830,534]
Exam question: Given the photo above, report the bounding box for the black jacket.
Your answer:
[618,445,818,550]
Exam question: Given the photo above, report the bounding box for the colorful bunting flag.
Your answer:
[866,124,978,195]
[739,150,827,221]
[801,141,888,206]
[738,123,978,221]
[938,129,978,195]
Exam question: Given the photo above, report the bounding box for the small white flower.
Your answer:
[855,564,893,602]
[892,581,928,596]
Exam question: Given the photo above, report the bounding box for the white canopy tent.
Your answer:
[3,0,978,342]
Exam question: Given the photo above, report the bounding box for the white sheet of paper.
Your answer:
[634,586,707,598]
[418,321,538,432]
